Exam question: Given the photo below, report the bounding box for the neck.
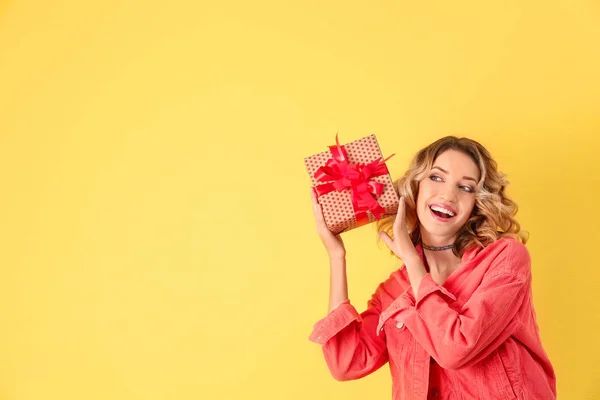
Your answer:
[420,231,462,274]
[422,247,462,273]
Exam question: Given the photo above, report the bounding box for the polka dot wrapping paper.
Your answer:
[304,134,400,235]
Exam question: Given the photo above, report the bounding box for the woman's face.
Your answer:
[416,149,480,243]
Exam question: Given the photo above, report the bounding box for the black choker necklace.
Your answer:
[422,243,454,251]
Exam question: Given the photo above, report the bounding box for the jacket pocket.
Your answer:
[493,351,517,399]
[384,316,412,359]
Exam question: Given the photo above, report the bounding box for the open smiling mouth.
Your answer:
[429,205,456,221]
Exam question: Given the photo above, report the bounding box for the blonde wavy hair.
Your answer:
[376,136,528,258]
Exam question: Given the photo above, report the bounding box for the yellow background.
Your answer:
[1,1,599,399]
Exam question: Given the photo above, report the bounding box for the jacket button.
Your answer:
[431,388,439,397]
[396,321,404,329]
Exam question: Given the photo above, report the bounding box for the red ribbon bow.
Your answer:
[313,134,395,227]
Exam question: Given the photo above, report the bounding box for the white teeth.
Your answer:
[430,205,455,217]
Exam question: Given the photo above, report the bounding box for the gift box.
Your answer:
[304,134,399,234]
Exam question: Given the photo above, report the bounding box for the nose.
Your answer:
[441,186,459,203]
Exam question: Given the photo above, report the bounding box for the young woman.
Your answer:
[308,137,556,399]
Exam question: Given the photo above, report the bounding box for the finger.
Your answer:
[310,188,327,225]
[393,196,405,232]
[379,231,395,250]
[398,196,405,219]
[310,188,320,211]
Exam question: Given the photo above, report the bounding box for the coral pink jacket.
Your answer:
[309,238,556,399]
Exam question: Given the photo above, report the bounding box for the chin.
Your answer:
[419,219,461,239]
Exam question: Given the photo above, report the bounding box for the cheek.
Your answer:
[416,182,433,201]
[415,203,425,220]
[461,199,476,219]
[415,190,429,213]
[415,183,434,217]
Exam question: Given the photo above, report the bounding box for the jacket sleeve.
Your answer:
[308,288,389,381]
[389,240,531,370]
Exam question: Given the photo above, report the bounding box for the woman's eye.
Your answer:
[430,175,474,193]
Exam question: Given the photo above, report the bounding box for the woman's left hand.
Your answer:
[379,196,419,261]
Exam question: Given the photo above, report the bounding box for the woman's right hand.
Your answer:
[310,189,346,259]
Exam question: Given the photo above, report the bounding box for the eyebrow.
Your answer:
[432,166,478,183]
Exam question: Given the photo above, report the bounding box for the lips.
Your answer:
[428,204,457,221]
[429,203,457,214]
